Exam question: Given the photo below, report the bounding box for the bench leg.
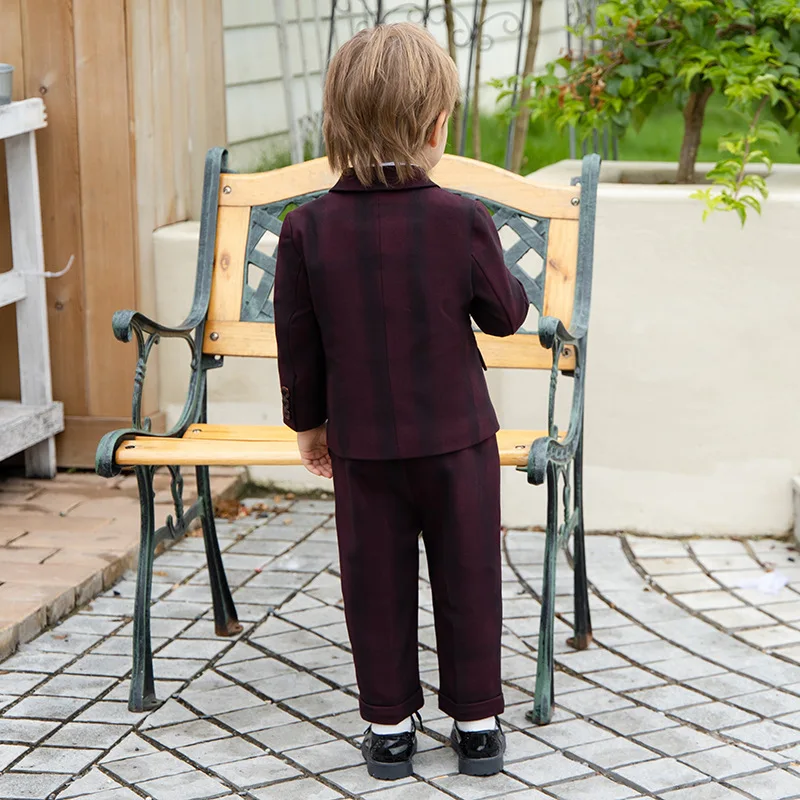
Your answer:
[130,465,158,712]
[568,434,593,651]
[530,462,559,725]
[196,465,242,637]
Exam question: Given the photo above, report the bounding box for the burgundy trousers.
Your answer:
[331,435,505,724]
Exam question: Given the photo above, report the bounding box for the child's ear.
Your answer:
[428,111,448,148]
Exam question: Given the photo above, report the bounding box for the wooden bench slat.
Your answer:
[217,155,581,221]
[114,427,549,467]
[201,321,576,370]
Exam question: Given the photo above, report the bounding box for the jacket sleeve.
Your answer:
[274,214,327,432]
[469,200,529,337]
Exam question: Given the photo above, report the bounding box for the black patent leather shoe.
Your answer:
[450,718,506,776]
[361,714,420,780]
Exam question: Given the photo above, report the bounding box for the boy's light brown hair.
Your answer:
[323,23,460,186]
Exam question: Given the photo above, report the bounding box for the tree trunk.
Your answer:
[677,84,713,183]
[472,0,488,160]
[444,0,462,152]
[510,0,545,174]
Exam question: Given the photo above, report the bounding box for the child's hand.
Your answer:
[297,424,332,479]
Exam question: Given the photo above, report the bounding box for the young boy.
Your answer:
[274,23,529,780]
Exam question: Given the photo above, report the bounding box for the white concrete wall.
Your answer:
[152,162,800,537]
[222,0,568,170]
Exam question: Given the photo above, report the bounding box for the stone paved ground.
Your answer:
[2,497,800,799]
[0,470,242,661]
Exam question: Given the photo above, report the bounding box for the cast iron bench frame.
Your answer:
[96,148,600,724]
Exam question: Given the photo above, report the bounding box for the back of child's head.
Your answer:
[323,23,460,187]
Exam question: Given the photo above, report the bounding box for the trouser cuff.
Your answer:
[359,686,424,725]
[439,691,505,722]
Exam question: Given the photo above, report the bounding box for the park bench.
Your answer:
[96,148,600,723]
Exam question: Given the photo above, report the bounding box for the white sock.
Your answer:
[372,716,413,735]
[456,716,497,732]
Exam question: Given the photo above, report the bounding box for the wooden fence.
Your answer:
[0,0,225,467]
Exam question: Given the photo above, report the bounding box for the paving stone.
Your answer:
[58,767,125,797]
[180,736,264,767]
[181,685,263,715]
[731,688,800,717]
[506,751,593,785]
[147,719,231,748]
[362,782,454,799]
[590,666,666,693]
[0,650,74,672]
[251,720,334,751]
[282,689,358,718]
[47,721,128,749]
[672,701,758,730]
[615,640,688,664]
[591,706,679,736]
[139,698,197,730]
[105,749,195,783]
[703,606,777,629]
[613,757,707,792]
[12,745,102,773]
[660,785,753,800]
[530,719,614,748]
[211,703,295,734]
[678,591,746,611]
[651,656,727,681]
[729,769,800,800]
[0,772,69,799]
[158,638,230,660]
[0,743,28,770]
[727,720,800,749]
[634,726,724,756]
[433,772,529,799]
[3,694,90,720]
[627,684,708,710]
[211,753,301,787]
[248,670,332,701]
[249,778,343,799]
[34,673,116,698]
[0,672,45,695]
[283,739,363,772]
[686,673,765,699]
[75,700,150,725]
[567,737,658,769]
[555,648,630,673]
[679,743,772,779]
[0,717,59,744]
[138,770,231,799]
[101,732,158,763]
[500,731,554,762]
[548,774,641,799]
[558,687,634,715]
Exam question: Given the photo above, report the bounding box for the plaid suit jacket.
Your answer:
[274,166,529,460]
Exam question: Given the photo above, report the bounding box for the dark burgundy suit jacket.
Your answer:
[274,167,529,461]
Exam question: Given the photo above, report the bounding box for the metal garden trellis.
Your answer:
[276,0,612,171]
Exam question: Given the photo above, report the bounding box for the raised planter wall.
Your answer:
[152,160,800,536]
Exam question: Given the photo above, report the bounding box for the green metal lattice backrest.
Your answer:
[202,154,597,371]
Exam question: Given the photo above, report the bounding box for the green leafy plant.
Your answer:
[495,0,800,222]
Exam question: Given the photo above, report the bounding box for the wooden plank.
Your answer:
[0,271,25,308]
[185,0,226,221]
[0,400,63,463]
[150,0,177,227]
[0,0,28,403]
[168,0,189,222]
[207,206,251,321]
[116,426,550,467]
[125,0,160,421]
[57,412,166,468]
[73,0,139,418]
[18,0,88,419]
[542,219,579,330]
[219,155,581,220]
[5,126,57,476]
[0,98,47,139]
[202,320,576,370]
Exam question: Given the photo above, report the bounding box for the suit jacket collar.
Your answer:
[330,165,437,193]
